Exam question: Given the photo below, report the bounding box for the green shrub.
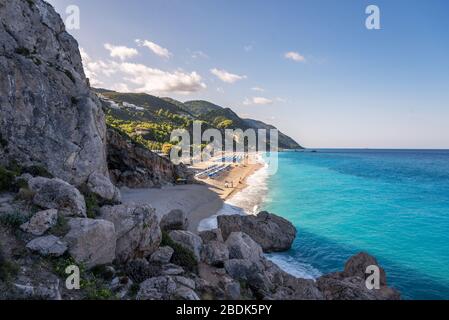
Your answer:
[78,185,100,219]
[0,211,29,229]
[50,215,70,237]
[160,231,198,273]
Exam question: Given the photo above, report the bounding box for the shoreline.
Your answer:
[121,155,266,233]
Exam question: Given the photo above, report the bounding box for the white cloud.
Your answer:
[104,43,138,61]
[120,62,206,94]
[243,97,274,106]
[244,44,253,52]
[284,51,306,62]
[136,39,172,59]
[79,49,205,95]
[210,68,247,83]
[251,86,265,92]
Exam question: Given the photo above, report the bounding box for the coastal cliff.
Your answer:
[0,0,399,301]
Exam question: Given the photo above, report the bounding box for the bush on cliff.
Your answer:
[0,166,16,192]
[0,242,19,282]
[161,231,198,273]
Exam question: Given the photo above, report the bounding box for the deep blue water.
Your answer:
[262,150,449,300]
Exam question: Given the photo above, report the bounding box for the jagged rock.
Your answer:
[199,229,224,243]
[63,218,116,268]
[201,241,229,267]
[107,128,193,188]
[20,209,58,236]
[26,235,67,257]
[149,246,174,264]
[168,230,203,260]
[0,0,111,187]
[316,253,400,300]
[218,212,297,252]
[137,276,177,300]
[174,276,196,290]
[225,232,263,262]
[28,177,86,217]
[99,204,161,262]
[87,172,121,203]
[160,209,188,231]
[110,276,133,299]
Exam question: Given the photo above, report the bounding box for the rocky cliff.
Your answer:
[0,0,110,188]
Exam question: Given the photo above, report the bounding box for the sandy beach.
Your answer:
[121,154,262,233]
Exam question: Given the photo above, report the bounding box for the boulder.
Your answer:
[201,241,229,267]
[125,259,161,283]
[99,204,161,262]
[168,230,203,261]
[20,209,58,236]
[225,232,263,262]
[160,209,188,231]
[149,246,174,264]
[87,172,121,203]
[63,218,116,268]
[218,211,296,252]
[28,177,86,217]
[173,286,200,300]
[26,235,67,257]
[162,264,185,276]
[316,252,401,300]
[12,272,61,300]
[199,229,224,243]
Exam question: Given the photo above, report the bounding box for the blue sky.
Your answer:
[47,0,449,149]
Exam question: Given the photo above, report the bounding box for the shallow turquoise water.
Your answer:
[262,150,449,300]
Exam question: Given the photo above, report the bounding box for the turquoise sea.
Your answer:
[262,150,449,300]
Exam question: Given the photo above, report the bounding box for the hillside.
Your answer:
[96,89,302,150]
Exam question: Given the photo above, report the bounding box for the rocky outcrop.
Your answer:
[225,232,263,262]
[28,177,86,217]
[218,212,297,252]
[150,246,174,264]
[64,218,116,268]
[107,127,193,188]
[87,171,121,202]
[99,204,161,263]
[0,0,112,190]
[316,252,401,300]
[201,241,229,267]
[160,209,188,232]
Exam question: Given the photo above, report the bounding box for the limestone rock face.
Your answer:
[225,232,263,262]
[20,209,58,236]
[28,177,86,217]
[218,212,297,252]
[106,128,193,188]
[64,218,116,268]
[201,241,229,267]
[87,171,121,203]
[0,0,111,188]
[99,204,162,262]
[149,246,174,264]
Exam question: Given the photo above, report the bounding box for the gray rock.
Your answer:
[199,229,224,243]
[174,276,196,290]
[20,209,58,236]
[13,273,61,300]
[201,241,229,267]
[64,218,116,268]
[110,276,133,299]
[160,209,188,231]
[218,211,297,252]
[0,0,111,187]
[225,232,263,262]
[173,286,200,300]
[168,230,203,260]
[26,235,67,257]
[316,252,401,300]
[28,177,86,217]
[137,276,177,300]
[162,264,185,276]
[149,246,174,264]
[99,204,161,262]
[125,259,160,283]
[87,172,121,203]
[224,281,241,300]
